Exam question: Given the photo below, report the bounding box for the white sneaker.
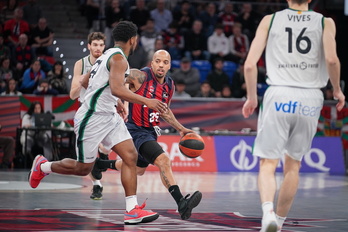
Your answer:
[260,210,278,232]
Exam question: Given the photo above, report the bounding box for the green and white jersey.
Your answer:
[266,8,328,88]
[79,55,93,103]
[82,47,129,114]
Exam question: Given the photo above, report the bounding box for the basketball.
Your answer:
[179,133,205,158]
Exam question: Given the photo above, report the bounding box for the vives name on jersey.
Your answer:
[287,14,311,22]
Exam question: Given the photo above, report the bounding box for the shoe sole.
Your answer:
[265,221,278,232]
[124,213,159,225]
[28,155,42,189]
[180,191,203,220]
[90,196,103,200]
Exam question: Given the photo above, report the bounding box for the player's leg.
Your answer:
[275,154,300,230]
[28,113,105,189]
[112,139,159,224]
[258,158,279,232]
[141,141,202,220]
[89,144,110,200]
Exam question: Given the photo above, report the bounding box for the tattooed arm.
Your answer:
[160,104,193,137]
[125,68,146,91]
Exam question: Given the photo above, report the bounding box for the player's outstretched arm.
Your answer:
[323,17,345,111]
[109,54,168,113]
[160,106,193,137]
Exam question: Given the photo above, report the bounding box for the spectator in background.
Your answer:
[0,124,15,169]
[171,57,200,97]
[20,101,53,161]
[3,7,30,49]
[227,22,249,63]
[207,57,230,97]
[184,20,209,61]
[20,59,46,94]
[0,34,11,59]
[195,81,215,98]
[104,0,125,49]
[231,59,246,98]
[33,79,59,96]
[31,17,54,57]
[1,78,22,96]
[129,0,150,34]
[128,36,149,69]
[150,0,173,33]
[172,0,194,34]
[22,0,42,30]
[0,56,14,87]
[236,3,261,41]
[221,84,232,98]
[85,0,105,33]
[199,3,219,37]
[47,60,68,94]
[147,37,164,64]
[162,21,183,60]
[173,79,191,98]
[140,18,161,55]
[1,0,19,23]
[12,33,34,76]
[208,23,229,64]
[218,2,237,37]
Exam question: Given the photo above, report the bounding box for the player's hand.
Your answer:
[116,99,128,121]
[242,98,258,118]
[179,128,194,138]
[333,89,346,111]
[146,99,168,114]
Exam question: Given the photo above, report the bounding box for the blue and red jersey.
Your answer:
[128,67,174,128]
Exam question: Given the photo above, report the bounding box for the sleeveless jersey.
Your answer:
[128,67,174,128]
[265,8,328,88]
[79,55,93,103]
[82,47,129,114]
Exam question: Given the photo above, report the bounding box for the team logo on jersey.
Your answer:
[163,91,169,98]
[149,86,154,93]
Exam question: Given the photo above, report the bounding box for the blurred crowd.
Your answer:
[0,0,337,99]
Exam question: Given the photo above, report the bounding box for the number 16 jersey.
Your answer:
[266,8,328,89]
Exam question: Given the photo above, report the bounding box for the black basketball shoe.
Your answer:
[90,185,103,200]
[178,191,202,220]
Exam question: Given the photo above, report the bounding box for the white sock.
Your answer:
[92,180,102,187]
[262,202,274,215]
[125,195,138,212]
[276,214,286,229]
[40,162,52,174]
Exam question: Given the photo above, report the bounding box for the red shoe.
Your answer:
[124,201,159,225]
[28,155,49,188]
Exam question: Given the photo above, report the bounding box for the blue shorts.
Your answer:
[126,123,163,167]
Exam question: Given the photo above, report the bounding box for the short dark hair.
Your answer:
[87,32,106,44]
[112,21,138,43]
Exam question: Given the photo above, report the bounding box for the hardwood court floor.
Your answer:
[0,170,347,231]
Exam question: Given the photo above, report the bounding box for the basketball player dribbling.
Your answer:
[242,1,345,232]
[92,50,203,220]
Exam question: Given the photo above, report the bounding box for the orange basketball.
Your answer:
[179,133,205,158]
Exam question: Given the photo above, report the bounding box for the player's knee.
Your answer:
[154,153,171,168]
[122,151,138,166]
[137,167,146,176]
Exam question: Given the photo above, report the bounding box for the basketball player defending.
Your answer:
[28,21,169,224]
[70,31,109,200]
[93,50,203,220]
[242,1,345,231]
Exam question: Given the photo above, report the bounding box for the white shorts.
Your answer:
[253,86,324,161]
[74,108,132,163]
